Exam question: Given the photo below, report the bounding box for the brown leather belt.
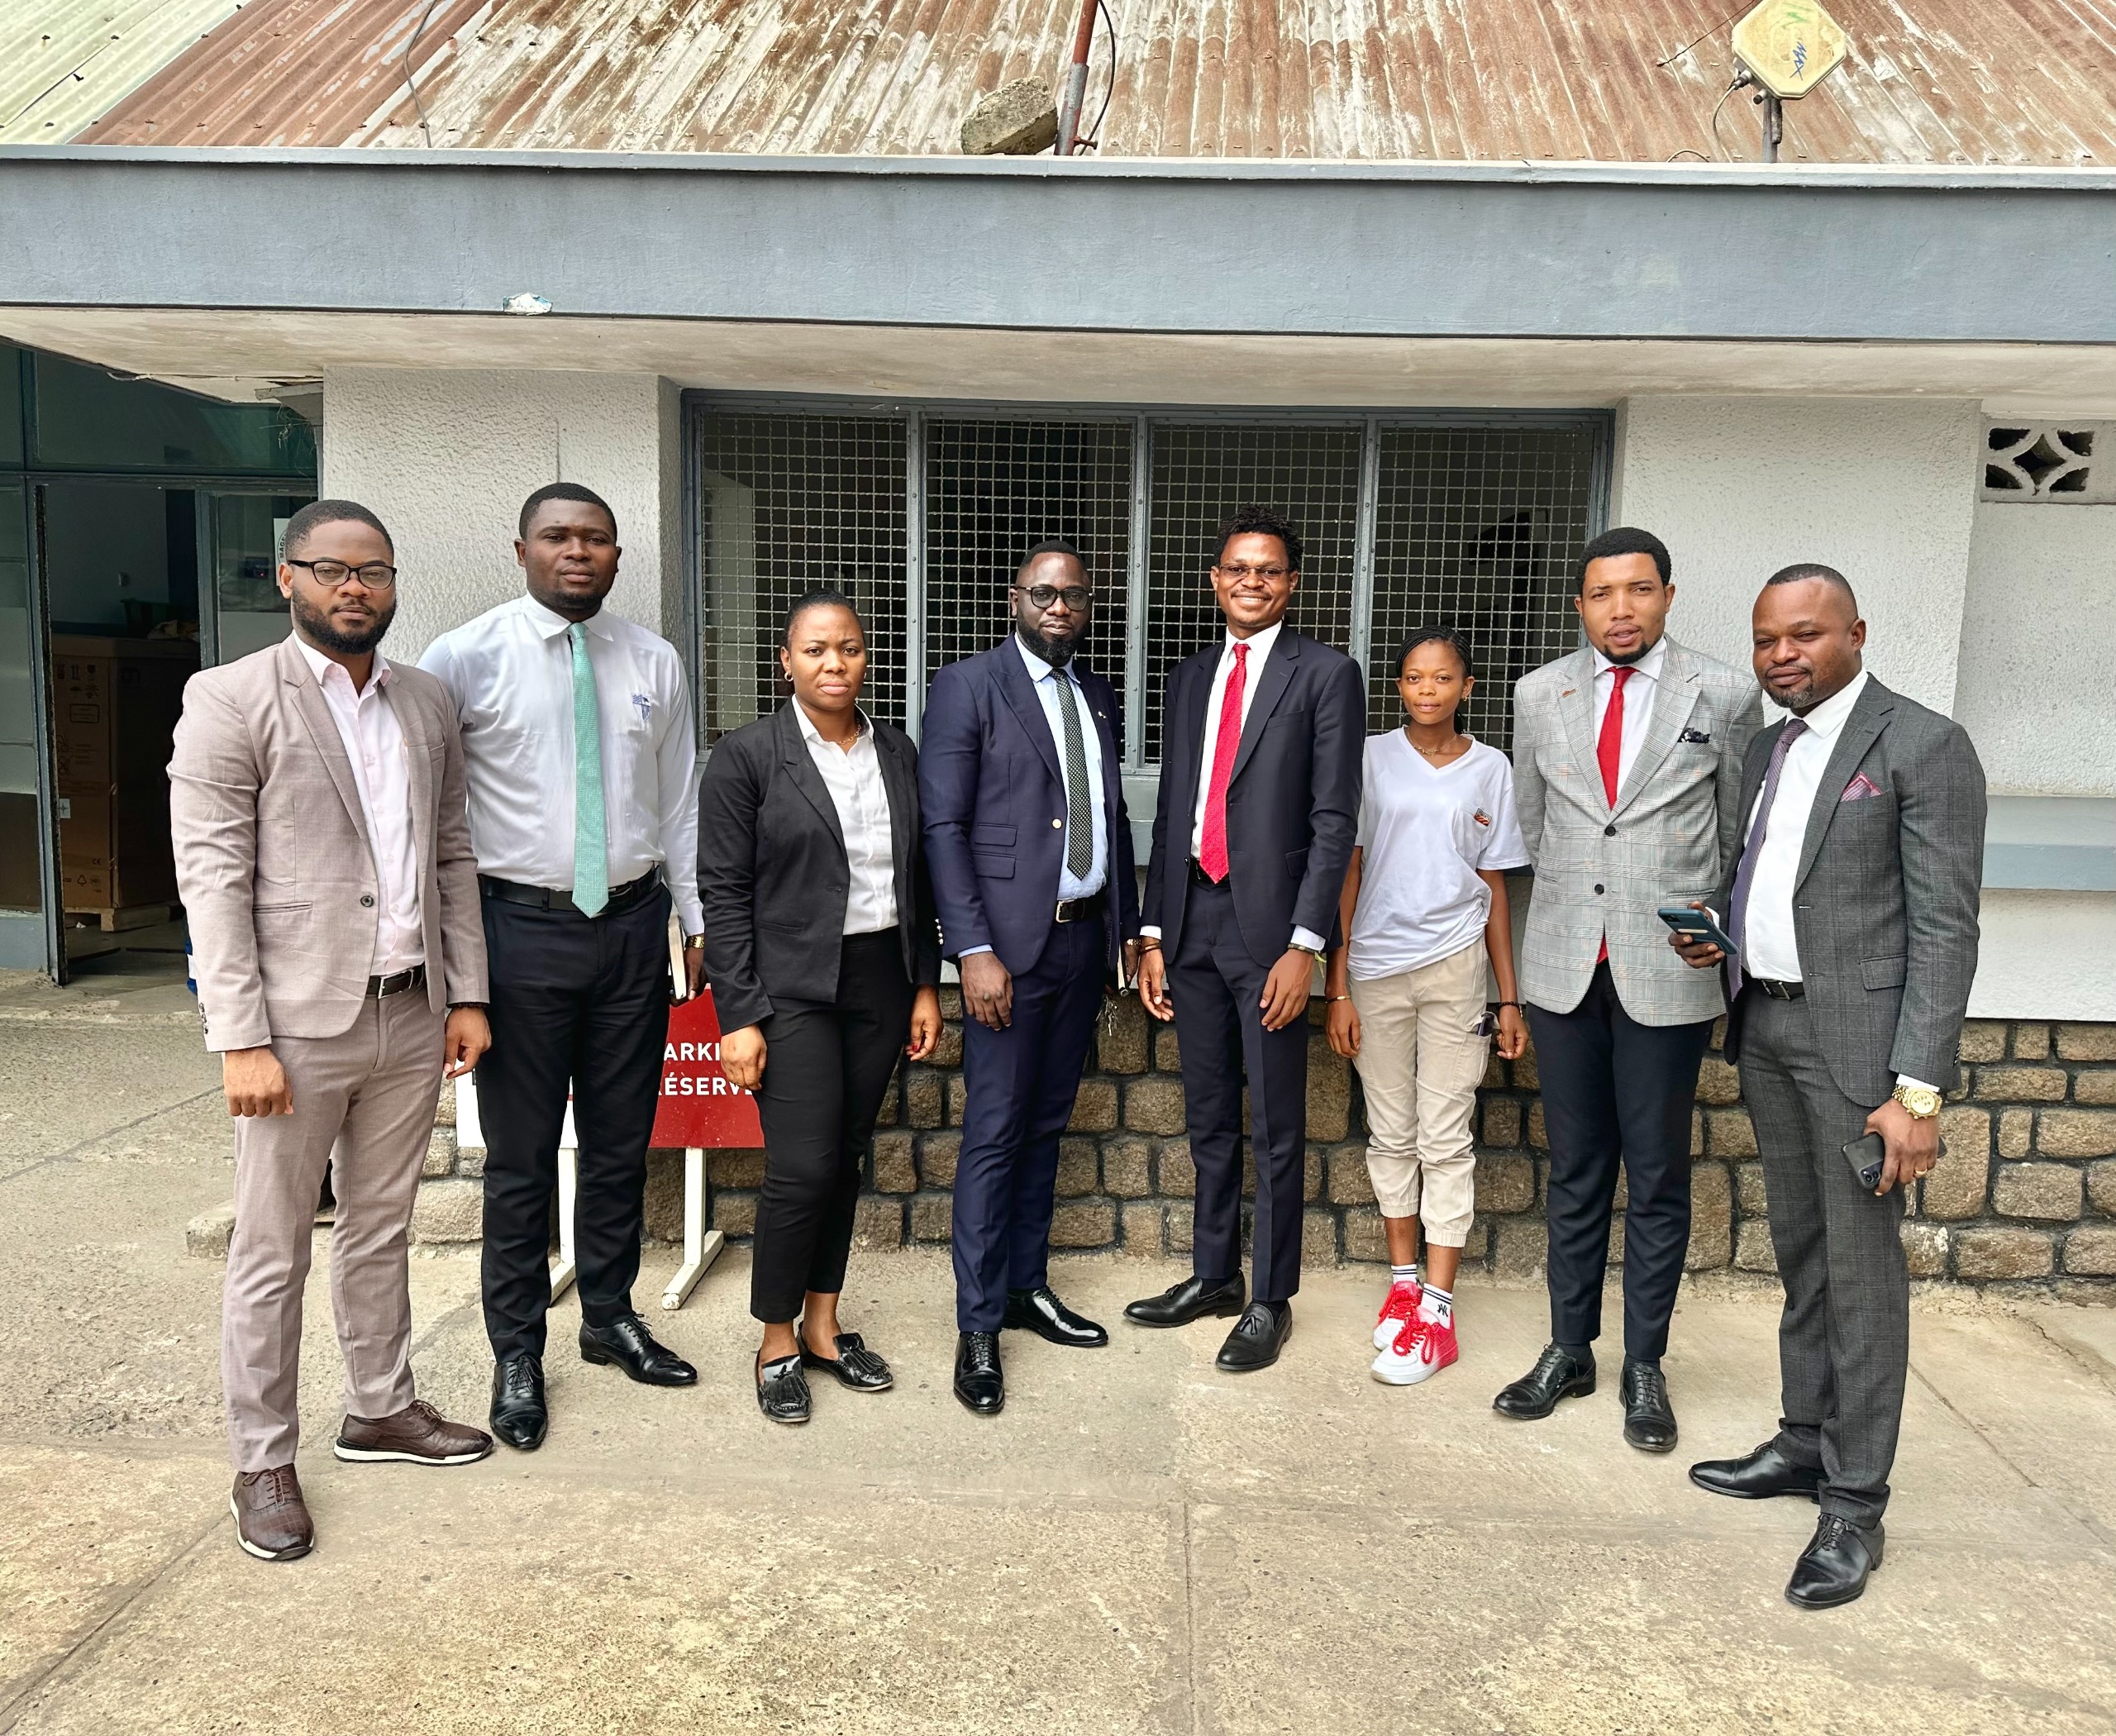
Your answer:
[1747,977,1806,1001]
[479,870,661,917]
[366,964,427,999]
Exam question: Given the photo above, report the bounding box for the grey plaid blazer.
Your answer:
[1718,676,1986,1105]
[1514,637,1761,1026]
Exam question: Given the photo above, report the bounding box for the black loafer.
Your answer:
[1124,1271,1246,1328]
[1214,1301,1291,1372]
[954,1331,1004,1415]
[488,1352,547,1452]
[1690,1440,1824,1502]
[756,1353,812,1425]
[798,1329,894,1391]
[1620,1358,1679,1453]
[1786,1514,1884,1610]
[1003,1285,1108,1347]
[579,1313,698,1387]
[1493,1342,1596,1419]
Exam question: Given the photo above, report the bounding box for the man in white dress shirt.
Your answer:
[1494,526,1761,1452]
[421,483,703,1451]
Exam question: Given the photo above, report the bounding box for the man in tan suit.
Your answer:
[171,498,494,1562]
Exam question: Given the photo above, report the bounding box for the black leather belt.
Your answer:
[367,964,427,999]
[479,870,661,917]
[1187,857,1224,887]
[1055,890,1106,924]
[1748,977,1806,1001]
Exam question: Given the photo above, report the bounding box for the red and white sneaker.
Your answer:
[1371,1312,1458,1386]
[1373,1281,1423,1351]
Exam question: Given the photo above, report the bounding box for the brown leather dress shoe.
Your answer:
[334,1397,494,1467]
[231,1465,314,1562]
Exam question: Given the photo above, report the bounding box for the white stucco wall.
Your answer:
[1610,396,1980,713]
[1953,500,2116,798]
[1970,890,2116,1020]
[318,369,681,660]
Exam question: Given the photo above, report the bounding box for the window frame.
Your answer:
[682,392,1612,766]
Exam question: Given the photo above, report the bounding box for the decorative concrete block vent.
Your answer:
[414,1009,2116,1299]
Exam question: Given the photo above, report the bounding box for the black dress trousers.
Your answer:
[477,884,672,1359]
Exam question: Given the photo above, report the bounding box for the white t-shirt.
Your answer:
[1348,733,1530,981]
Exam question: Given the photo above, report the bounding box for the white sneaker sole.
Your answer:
[230,1493,312,1561]
[1370,1348,1457,1387]
[331,1442,493,1465]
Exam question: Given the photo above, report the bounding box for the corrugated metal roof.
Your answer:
[77,0,2116,164]
[2,0,248,143]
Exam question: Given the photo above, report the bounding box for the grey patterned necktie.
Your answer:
[1052,671,1094,881]
[1726,718,1809,998]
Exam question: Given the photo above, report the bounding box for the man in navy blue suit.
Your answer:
[1127,506,1365,1373]
[920,540,1141,1417]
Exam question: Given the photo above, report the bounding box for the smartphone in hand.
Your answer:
[1657,904,1737,956]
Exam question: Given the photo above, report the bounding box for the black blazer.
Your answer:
[1145,627,1366,968]
[698,700,943,1033]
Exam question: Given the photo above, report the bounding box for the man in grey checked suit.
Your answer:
[1493,527,1761,1452]
[1679,564,1985,1610]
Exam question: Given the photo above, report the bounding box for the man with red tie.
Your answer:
[1127,507,1365,1371]
[1492,527,1761,1450]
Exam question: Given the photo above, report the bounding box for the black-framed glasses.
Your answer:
[1016,583,1092,612]
[288,558,397,590]
[1213,563,1293,581]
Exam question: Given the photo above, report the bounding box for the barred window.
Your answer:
[692,401,1605,760]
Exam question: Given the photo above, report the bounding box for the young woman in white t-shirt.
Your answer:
[1325,626,1530,1385]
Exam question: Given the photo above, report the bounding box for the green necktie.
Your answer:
[569,622,608,917]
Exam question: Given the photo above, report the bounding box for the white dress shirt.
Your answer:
[1144,620,1325,954]
[797,703,898,935]
[419,595,702,933]
[1593,634,1667,794]
[294,637,422,974]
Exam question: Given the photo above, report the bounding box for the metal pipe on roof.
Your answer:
[1055,0,1099,157]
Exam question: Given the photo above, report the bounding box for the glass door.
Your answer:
[203,491,312,667]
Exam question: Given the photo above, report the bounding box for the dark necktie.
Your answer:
[1052,671,1094,882]
[1726,718,1810,999]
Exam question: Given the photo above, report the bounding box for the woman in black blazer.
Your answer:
[699,587,942,1424]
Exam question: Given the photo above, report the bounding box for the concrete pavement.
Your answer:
[3,965,2114,1734]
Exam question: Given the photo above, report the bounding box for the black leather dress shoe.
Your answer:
[579,1313,698,1386]
[1215,1301,1291,1372]
[755,1353,812,1425]
[489,1352,547,1452]
[955,1331,1004,1415]
[1689,1440,1825,1502]
[1003,1285,1108,1347]
[1124,1271,1246,1328]
[1620,1358,1679,1453]
[1786,1514,1884,1609]
[798,1330,894,1391]
[1492,1342,1596,1419]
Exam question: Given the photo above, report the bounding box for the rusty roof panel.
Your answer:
[2,0,247,143]
[79,0,2116,164]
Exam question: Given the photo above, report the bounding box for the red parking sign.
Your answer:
[652,991,763,1148]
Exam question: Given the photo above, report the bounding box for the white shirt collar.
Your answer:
[1780,666,1870,741]
[293,633,390,694]
[1013,633,1081,685]
[794,700,871,747]
[1593,635,1667,683]
[519,594,614,641]
[1224,619,1284,661]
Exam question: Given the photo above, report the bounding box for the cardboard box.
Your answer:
[50,636,198,794]
[58,784,176,911]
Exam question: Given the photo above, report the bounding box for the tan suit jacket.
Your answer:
[169,635,487,1052]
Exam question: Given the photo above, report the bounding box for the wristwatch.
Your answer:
[1892,1081,1942,1119]
[683,932,705,950]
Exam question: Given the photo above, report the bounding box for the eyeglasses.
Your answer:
[1017,584,1092,612]
[1214,563,1293,581]
[288,558,397,591]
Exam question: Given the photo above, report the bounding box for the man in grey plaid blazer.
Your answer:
[1493,527,1761,1452]
[1680,565,1985,1610]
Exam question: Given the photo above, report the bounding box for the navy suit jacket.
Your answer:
[1145,627,1365,969]
[918,640,1140,975]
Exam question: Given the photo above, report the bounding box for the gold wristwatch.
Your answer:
[1892,1081,1942,1119]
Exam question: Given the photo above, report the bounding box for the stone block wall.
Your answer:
[416,999,2116,1300]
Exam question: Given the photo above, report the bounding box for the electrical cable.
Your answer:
[1075,0,1118,150]
[403,0,444,148]
[1707,72,1751,161]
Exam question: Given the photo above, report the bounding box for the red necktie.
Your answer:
[1594,665,1632,963]
[1198,642,1249,883]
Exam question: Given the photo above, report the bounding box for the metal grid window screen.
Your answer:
[698,413,908,742]
[1142,425,1363,763]
[1367,428,1594,750]
[923,420,1132,688]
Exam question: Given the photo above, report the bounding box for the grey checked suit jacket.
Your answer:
[1513,637,1761,1026]
[1718,676,1986,1106]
